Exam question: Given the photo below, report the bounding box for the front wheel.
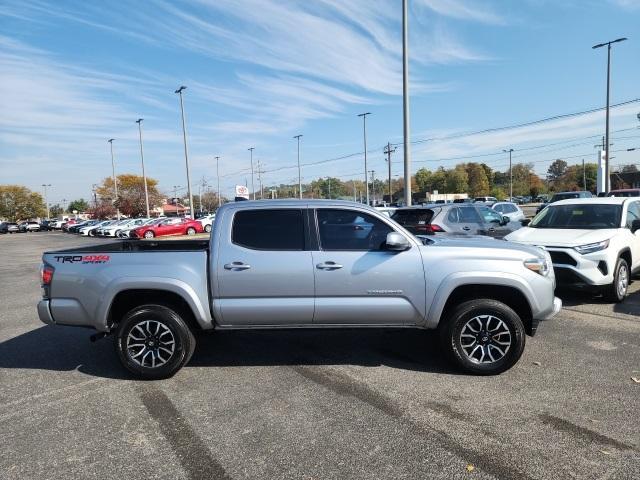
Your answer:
[438,299,526,375]
[144,230,155,239]
[204,224,211,233]
[186,227,196,235]
[605,257,629,303]
[115,304,196,379]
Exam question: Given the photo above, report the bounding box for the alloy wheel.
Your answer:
[126,320,176,368]
[618,264,628,298]
[459,314,511,364]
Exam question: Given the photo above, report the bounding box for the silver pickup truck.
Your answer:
[38,200,561,379]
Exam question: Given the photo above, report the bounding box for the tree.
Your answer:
[621,164,638,174]
[96,174,164,217]
[466,163,490,197]
[200,190,226,212]
[430,167,447,192]
[49,204,63,218]
[414,168,432,192]
[446,165,468,193]
[547,159,568,189]
[87,201,116,219]
[480,163,493,185]
[0,185,46,221]
[67,198,90,213]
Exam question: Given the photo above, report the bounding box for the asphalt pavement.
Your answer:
[0,232,638,480]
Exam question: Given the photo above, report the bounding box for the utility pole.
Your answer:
[107,139,120,220]
[358,112,371,205]
[402,0,412,206]
[215,156,221,208]
[294,134,303,199]
[92,184,98,208]
[369,170,376,205]
[248,147,255,200]
[504,148,514,200]
[175,86,194,217]
[135,119,151,218]
[384,142,395,204]
[172,185,181,215]
[582,158,587,190]
[352,180,356,201]
[327,177,331,199]
[41,184,51,219]
[199,177,207,214]
[257,160,264,199]
[593,37,627,193]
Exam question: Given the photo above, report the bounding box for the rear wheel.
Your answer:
[115,304,196,379]
[204,224,211,233]
[186,227,196,235]
[605,257,629,303]
[438,299,526,375]
[144,230,155,239]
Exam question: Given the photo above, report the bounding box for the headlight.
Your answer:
[574,239,609,255]
[524,258,550,276]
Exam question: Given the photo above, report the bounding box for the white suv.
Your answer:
[505,197,640,302]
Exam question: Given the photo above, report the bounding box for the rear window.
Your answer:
[391,209,435,225]
[232,209,304,250]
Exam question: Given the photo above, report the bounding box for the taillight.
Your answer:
[415,224,444,234]
[41,264,54,286]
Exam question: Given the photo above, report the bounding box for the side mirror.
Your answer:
[385,232,411,251]
[632,219,640,233]
[500,216,510,226]
[521,218,531,227]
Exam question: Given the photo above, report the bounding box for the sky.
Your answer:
[1,0,639,204]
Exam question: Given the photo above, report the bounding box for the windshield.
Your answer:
[550,192,584,202]
[608,190,640,197]
[529,204,621,229]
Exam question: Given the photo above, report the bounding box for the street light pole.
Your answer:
[135,119,151,218]
[41,184,51,219]
[358,112,371,205]
[107,139,120,220]
[504,148,514,200]
[294,134,303,199]
[175,86,194,217]
[248,147,255,200]
[402,0,412,207]
[593,37,627,193]
[369,170,376,205]
[215,156,221,208]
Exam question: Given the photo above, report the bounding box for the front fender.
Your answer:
[425,271,539,329]
[96,276,212,332]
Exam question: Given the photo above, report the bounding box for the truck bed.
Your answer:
[45,239,210,254]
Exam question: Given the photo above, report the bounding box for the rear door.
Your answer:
[478,206,512,238]
[311,208,426,325]
[215,208,314,326]
[624,200,640,271]
[443,206,484,235]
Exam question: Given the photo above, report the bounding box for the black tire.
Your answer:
[88,230,95,237]
[115,304,196,380]
[438,299,526,375]
[204,224,211,233]
[605,257,629,303]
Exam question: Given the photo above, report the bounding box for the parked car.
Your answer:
[608,189,640,197]
[61,219,79,232]
[491,202,526,223]
[2,222,20,234]
[392,204,518,239]
[80,220,114,236]
[536,191,592,214]
[197,214,216,233]
[67,220,98,234]
[38,200,560,379]
[18,221,41,232]
[118,218,163,238]
[98,219,135,237]
[506,197,638,302]
[474,196,498,204]
[39,220,54,231]
[130,217,204,238]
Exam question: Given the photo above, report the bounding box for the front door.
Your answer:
[312,208,426,325]
[216,208,315,326]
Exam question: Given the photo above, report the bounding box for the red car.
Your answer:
[131,217,203,239]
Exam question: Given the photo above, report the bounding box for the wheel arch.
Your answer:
[618,247,631,268]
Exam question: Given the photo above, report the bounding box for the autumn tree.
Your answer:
[67,198,90,213]
[547,159,568,190]
[466,163,490,197]
[0,185,46,221]
[414,168,432,192]
[445,165,468,193]
[96,174,164,217]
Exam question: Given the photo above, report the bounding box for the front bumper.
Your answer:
[547,247,613,287]
[37,300,55,325]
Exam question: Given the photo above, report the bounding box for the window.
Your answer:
[391,209,435,226]
[232,209,304,250]
[626,202,640,229]
[448,207,482,224]
[496,204,517,213]
[317,209,393,251]
[479,206,503,223]
[530,204,622,229]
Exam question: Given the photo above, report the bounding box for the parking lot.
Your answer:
[1,232,639,480]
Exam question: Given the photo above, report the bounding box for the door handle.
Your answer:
[488,227,496,232]
[224,262,251,270]
[316,261,343,270]
[462,226,471,231]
